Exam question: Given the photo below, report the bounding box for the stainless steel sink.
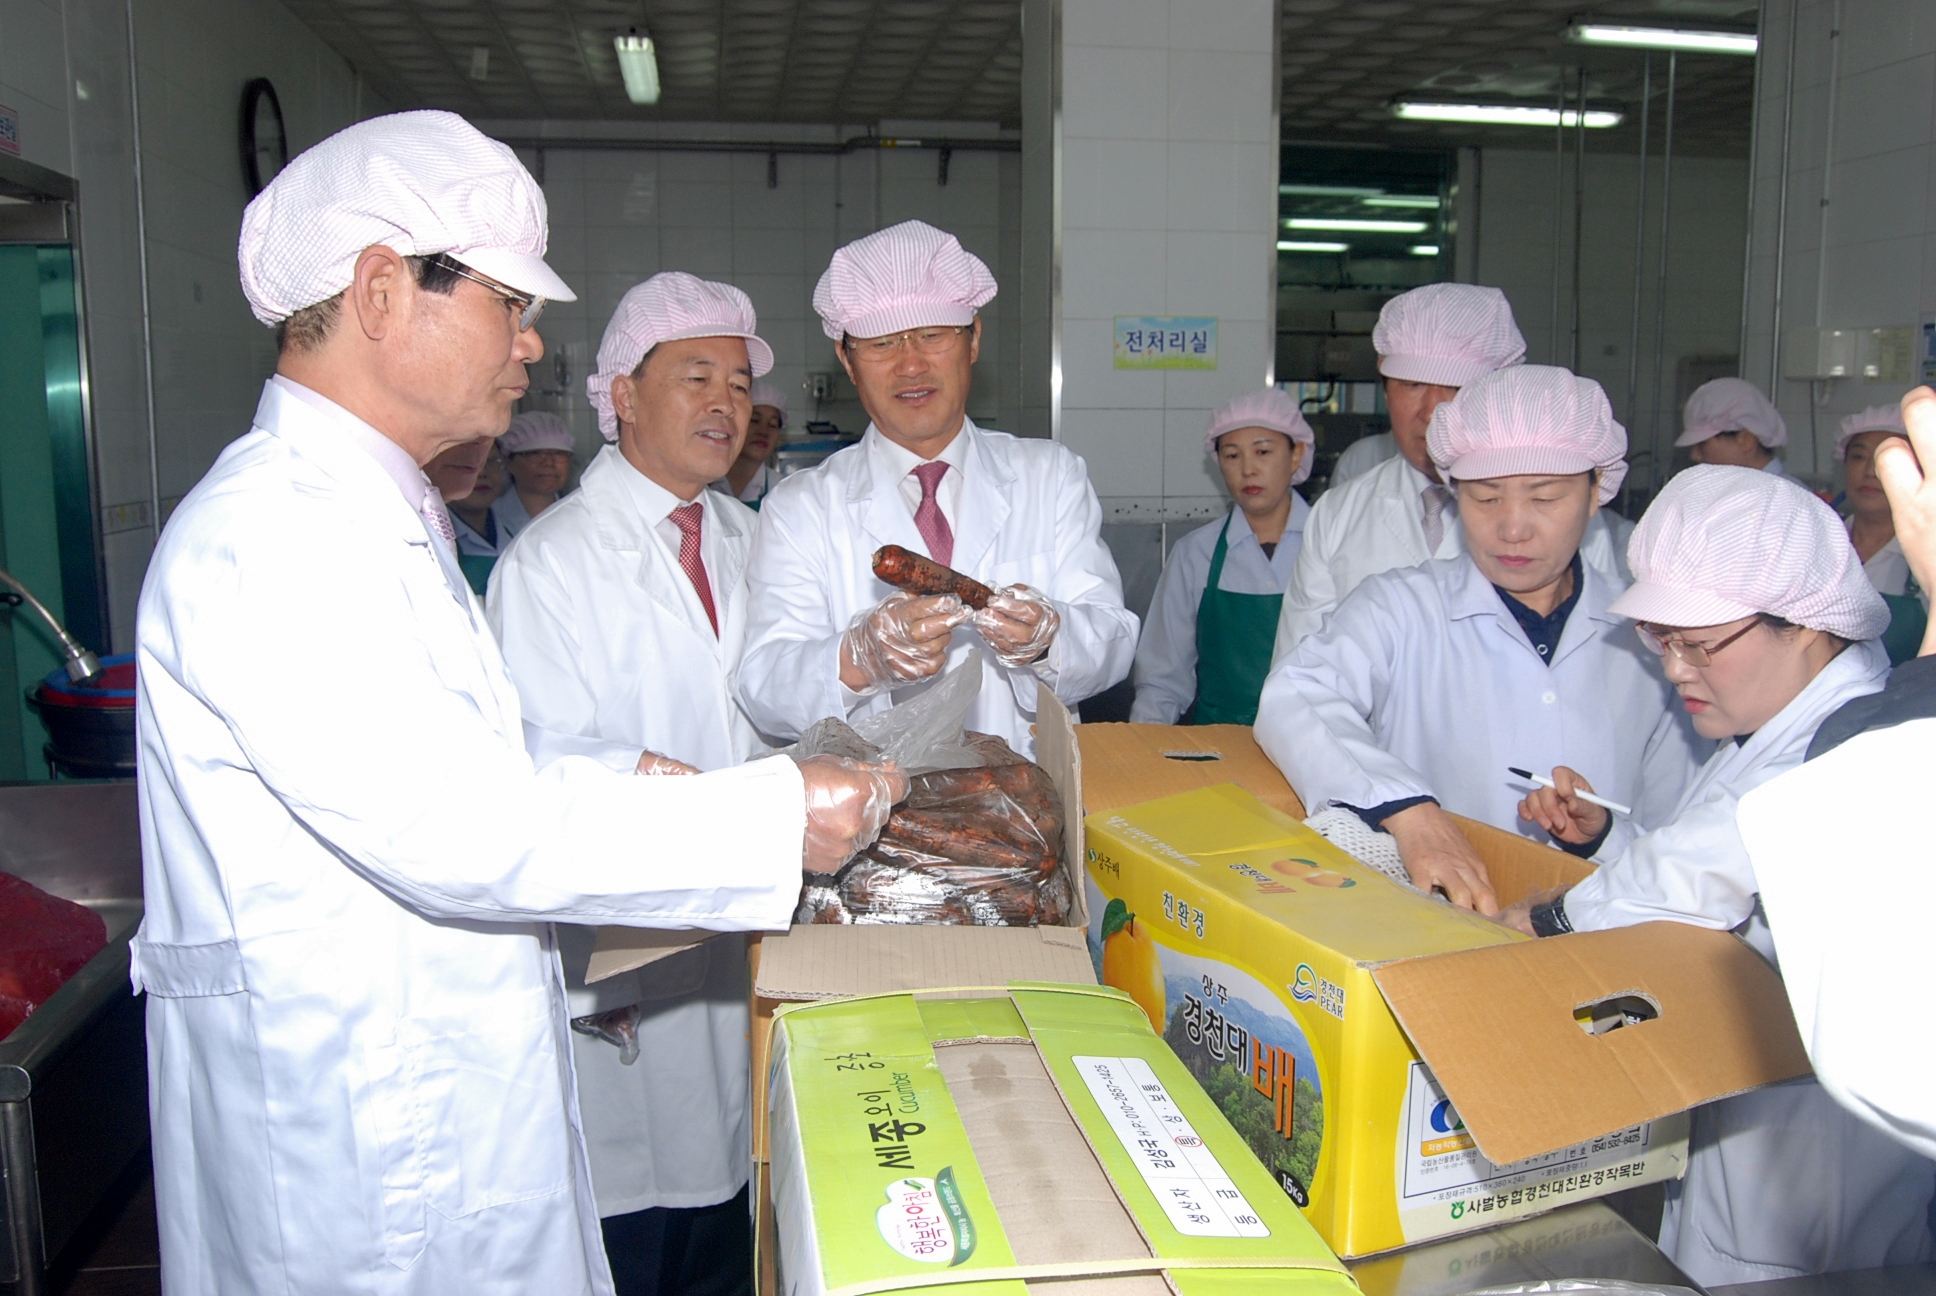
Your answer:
[0,780,143,1296]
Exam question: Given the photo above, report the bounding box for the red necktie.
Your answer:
[669,503,718,636]
[912,461,953,568]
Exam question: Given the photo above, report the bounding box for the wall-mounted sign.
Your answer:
[1115,316,1217,370]
[0,105,20,157]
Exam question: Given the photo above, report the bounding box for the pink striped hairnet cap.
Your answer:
[750,379,790,427]
[814,220,997,341]
[499,411,574,456]
[586,273,774,442]
[1676,377,1787,449]
[238,111,574,326]
[1204,388,1316,486]
[1427,365,1628,502]
[1608,465,1887,638]
[1834,403,1907,461]
[1373,284,1526,387]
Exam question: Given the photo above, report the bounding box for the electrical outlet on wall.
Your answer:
[807,372,836,400]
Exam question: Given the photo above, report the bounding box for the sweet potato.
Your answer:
[872,545,995,609]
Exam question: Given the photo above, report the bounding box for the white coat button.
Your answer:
[1542,691,1557,704]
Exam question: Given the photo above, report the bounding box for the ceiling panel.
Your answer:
[280,0,1754,154]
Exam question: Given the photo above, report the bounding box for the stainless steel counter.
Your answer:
[0,780,144,1296]
[1712,1265,1936,1295]
[1347,1201,1698,1296]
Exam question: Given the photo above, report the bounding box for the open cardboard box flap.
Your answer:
[592,682,1090,988]
[1072,722,1813,1169]
[753,922,1094,1000]
[1373,921,1812,1165]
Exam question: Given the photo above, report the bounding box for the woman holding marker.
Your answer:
[1504,464,1935,1288]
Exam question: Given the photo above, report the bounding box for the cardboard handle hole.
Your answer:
[1574,993,1661,1037]
[1161,750,1223,762]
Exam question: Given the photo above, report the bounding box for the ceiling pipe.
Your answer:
[493,133,1018,187]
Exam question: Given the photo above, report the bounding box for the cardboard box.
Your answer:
[766,984,1360,1295]
[1074,731,1811,1258]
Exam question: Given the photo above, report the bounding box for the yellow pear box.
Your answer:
[1082,778,1809,1259]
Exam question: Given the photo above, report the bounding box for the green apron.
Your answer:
[458,553,496,598]
[1188,510,1284,726]
[1881,589,1927,666]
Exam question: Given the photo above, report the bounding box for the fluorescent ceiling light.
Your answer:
[1394,102,1623,128]
[1567,22,1757,55]
[1278,241,1350,253]
[1410,245,1441,256]
[614,30,661,104]
[1363,195,1440,209]
[1286,217,1428,233]
[1279,184,1383,197]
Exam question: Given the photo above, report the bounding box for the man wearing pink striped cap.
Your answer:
[738,221,1137,756]
[1258,365,1704,913]
[488,271,782,1294]
[133,112,901,1296]
[1271,284,1633,658]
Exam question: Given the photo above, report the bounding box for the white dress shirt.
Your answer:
[875,421,971,528]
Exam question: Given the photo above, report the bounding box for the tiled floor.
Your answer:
[50,1165,160,1296]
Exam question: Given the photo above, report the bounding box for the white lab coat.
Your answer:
[452,510,498,557]
[493,488,544,539]
[1271,452,1634,659]
[487,445,771,1217]
[1848,520,1922,601]
[1741,716,1936,1162]
[737,420,1138,756]
[1562,639,1934,1287]
[1130,498,1307,724]
[1329,431,1396,485]
[134,380,807,1296]
[1257,554,1705,840]
[710,461,782,507]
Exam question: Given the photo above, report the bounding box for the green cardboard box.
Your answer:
[766,984,1360,1295]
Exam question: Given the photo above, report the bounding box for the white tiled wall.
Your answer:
[1054,0,1279,524]
[13,0,382,649]
[489,120,1023,466]
[1467,147,1750,495]
[1742,0,1936,484]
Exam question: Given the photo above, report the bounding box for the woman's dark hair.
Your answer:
[1758,612,1849,650]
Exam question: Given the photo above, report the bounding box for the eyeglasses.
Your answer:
[1634,619,1760,667]
[440,259,546,331]
[844,325,972,362]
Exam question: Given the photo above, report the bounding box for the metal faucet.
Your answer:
[0,567,102,684]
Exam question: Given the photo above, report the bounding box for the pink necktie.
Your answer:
[422,487,457,549]
[911,461,953,568]
[670,503,718,636]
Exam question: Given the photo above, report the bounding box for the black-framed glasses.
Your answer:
[1635,619,1760,668]
[844,324,972,362]
[440,259,546,331]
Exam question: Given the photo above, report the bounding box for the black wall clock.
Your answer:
[240,78,288,197]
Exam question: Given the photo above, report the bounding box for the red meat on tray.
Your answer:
[0,872,107,1038]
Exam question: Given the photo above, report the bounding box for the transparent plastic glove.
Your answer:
[972,584,1061,668]
[570,1004,643,1065]
[1495,885,1571,938]
[839,591,973,694]
[794,754,910,876]
[635,750,701,777]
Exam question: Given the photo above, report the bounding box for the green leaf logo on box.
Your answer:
[876,1167,977,1267]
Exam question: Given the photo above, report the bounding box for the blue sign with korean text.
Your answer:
[1115,316,1218,370]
